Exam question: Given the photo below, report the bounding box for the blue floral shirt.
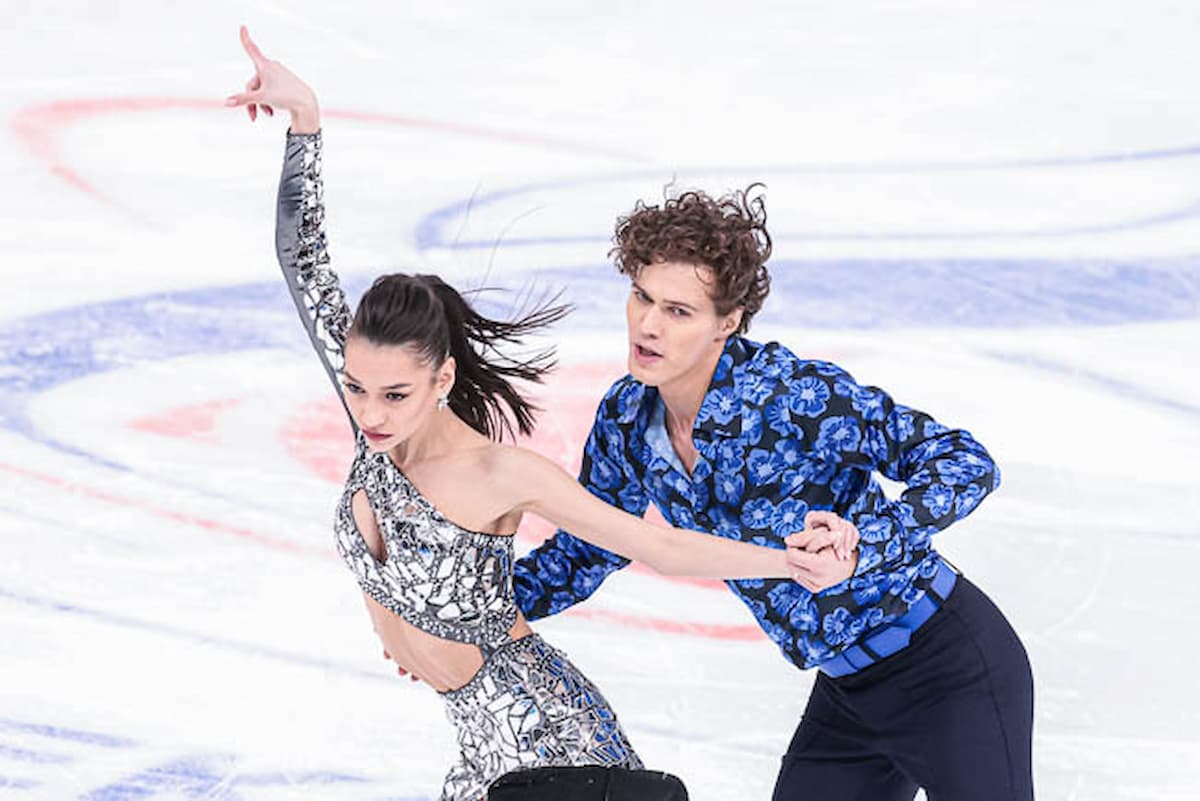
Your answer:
[513,336,1000,670]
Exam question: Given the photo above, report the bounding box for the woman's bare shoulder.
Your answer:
[480,441,553,474]
[478,442,566,503]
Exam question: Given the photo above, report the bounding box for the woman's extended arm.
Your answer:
[499,447,791,580]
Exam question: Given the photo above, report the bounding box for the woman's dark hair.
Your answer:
[610,184,772,334]
[348,274,571,441]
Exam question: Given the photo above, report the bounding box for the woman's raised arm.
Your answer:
[228,27,356,429]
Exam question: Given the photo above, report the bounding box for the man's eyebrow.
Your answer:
[632,282,699,311]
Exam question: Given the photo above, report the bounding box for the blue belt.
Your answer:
[818,557,958,679]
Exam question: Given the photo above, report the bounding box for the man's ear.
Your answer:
[721,307,744,336]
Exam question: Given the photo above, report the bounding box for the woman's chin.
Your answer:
[362,435,396,452]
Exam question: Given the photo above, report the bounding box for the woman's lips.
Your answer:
[363,429,390,442]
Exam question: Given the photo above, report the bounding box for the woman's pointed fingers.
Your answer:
[239,25,268,67]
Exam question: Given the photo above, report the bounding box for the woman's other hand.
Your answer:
[225,25,320,134]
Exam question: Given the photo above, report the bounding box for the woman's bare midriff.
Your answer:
[363,594,533,692]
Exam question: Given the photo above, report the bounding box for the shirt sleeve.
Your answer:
[512,396,646,621]
[818,365,1001,577]
[274,129,356,432]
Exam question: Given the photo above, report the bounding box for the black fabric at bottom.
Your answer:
[487,765,688,801]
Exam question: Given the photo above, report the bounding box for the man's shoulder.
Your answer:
[741,339,853,387]
[595,373,650,426]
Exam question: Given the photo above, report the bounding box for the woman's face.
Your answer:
[341,336,455,452]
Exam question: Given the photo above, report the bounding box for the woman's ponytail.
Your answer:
[349,273,571,441]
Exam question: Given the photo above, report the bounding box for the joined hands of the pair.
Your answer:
[785,511,860,593]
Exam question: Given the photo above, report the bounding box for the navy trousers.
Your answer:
[772,577,1034,801]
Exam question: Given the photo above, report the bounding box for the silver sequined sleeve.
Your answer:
[275,130,356,429]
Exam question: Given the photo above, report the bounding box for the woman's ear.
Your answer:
[437,355,457,395]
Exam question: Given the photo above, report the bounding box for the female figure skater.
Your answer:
[226,28,855,801]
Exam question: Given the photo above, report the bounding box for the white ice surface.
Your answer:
[2,2,1199,799]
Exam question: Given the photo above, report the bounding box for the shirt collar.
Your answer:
[694,336,752,441]
[646,394,690,476]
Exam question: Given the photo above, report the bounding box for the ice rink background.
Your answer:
[2,2,1199,799]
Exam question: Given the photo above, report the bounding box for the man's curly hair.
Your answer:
[610,183,772,334]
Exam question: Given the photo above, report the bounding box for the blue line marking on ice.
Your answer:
[425,203,1200,248]
[415,144,1200,250]
[524,257,1200,330]
[981,350,1200,418]
[0,719,431,800]
[0,718,135,749]
[229,771,370,787]
[0,742,73,764]
[79,754,369,800]
[414,175,582,252]
[0,587,395,685]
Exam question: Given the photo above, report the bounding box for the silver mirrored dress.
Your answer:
[274,130,643,801]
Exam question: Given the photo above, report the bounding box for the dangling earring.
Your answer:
[436,394,449,411]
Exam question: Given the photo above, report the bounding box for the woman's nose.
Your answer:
[359,398,386,428]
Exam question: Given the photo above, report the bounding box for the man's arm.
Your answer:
[816,364,1000,577]
[513,400,648,620]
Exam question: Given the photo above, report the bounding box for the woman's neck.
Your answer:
[390,411,478,469]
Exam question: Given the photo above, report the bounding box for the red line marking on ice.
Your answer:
[0,460,325,558]
[322,108,645,162]
[128,398,243,443]
[570,607,761,641]
[8,96,645,213]
[9,97,217,211]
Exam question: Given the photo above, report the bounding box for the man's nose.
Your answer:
[638,304,664,338]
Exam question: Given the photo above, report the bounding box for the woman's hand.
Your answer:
[225,26,320,134]
[382,648,421,682]
[785,545,858,593]
[784,510,860,561]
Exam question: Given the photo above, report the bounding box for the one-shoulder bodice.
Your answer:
[334,433,519,653]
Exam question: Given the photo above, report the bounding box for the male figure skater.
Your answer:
[512,187,1034,800]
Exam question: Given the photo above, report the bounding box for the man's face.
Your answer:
[624,260,741,391]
